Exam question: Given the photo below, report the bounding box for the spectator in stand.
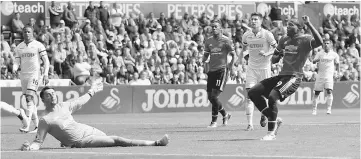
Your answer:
[72,54,91,85]
[340,70,351,81]
[261,12,272,30]
[84,1,99,28]
[48,1,63,29]
[211,14,220,23]
[189,20,200,37]
[103,63,116,85]
[136,71,152,85]
[57,20,71,38]
[1,65,12,80]
[38,33,51,55]
[220,14,231,28]
[109,3,123,30]
[323,14,337,33]
[63,1,78,29]
[97,1,110,30]
[344,17,355,36]
[1,34,11,53]
[168,12,179,28]
[48,65,59,79]
[152,24,165,41]
[27,18,39,36]
[164,25,175,42]
[271,20,286,42]
[269,1,282,25]
[116,66,129,84]
[62,52,76,80]
[136,13,147,35]
[34,20,46,36]
[146,12,159,34]
[158,12,168,31]
[180,13,192,32]
[198,12,209,28]
[126,19,138,40]
[154,34,165,51]
[12,12,25,33]
[127,72,137,85]
[347,41,359,59]
[53,42,67,77]
[72,33,86,57]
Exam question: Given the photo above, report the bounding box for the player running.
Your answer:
[235,12,277,131]
[203,22,236,128]
[0,101,29,128]
[20,80,169,151]
[312,39,340,115]
[14,26,50,133]
[247,15,323,140]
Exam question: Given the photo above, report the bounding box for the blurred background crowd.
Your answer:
[1,1,360,85]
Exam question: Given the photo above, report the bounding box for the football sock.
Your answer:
[212,115,218,123]
[26,102,35,128]
[266,94,278,132]
[219,107,227,117]
[268,120,277,135]
[326,94,333,109]
[245,99,254,125]
[32,112,39,128]
[312,95,319,109]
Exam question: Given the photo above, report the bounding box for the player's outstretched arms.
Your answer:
[302,15,323,48]
[68,78,104,113]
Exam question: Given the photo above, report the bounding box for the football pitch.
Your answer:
[1,109,360,159]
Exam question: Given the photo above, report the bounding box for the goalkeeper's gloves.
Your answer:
[88,78,104,96]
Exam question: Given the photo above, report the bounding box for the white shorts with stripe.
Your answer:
[314,77,334,91]
[20,74,41,95]
[245,67,272,89]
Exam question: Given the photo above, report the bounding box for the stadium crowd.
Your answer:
[1,1,360,85]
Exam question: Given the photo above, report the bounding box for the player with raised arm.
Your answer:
[20,80,169,151]
[247,15,323,140]
[14,26,50,133]
[0,101,29,128]
[203,22,236,128]
[235,12,277,131]
[312,39,340,115]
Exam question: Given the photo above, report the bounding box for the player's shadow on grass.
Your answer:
[198,138,258,142]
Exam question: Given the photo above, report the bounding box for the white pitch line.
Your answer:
[1,151,351,159]
[79,121,360,126]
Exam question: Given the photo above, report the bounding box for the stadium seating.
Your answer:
[1,25,12,44]
[12,32,23,46]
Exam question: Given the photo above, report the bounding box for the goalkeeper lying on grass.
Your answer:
[21,79,169,151]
